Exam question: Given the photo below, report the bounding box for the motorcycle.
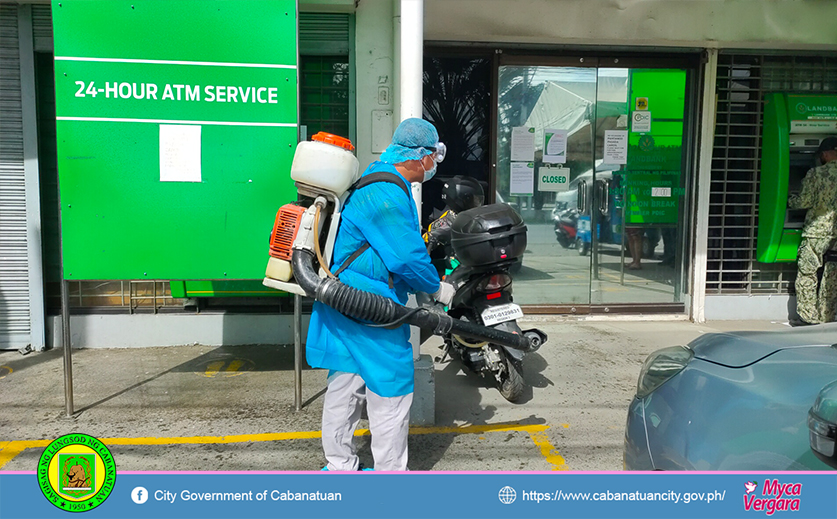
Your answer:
[553,207,578,249]
[422,178,547,402]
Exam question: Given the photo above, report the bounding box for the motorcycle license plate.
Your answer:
[481,304,524,326]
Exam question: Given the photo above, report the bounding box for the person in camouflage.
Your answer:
[788,137,837,325]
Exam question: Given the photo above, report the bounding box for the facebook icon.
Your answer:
[131,486,148,504]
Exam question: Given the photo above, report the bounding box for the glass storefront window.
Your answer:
[496,64,689,307]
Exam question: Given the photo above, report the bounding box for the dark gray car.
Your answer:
[625,323,837,470]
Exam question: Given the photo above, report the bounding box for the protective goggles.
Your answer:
[427,142,447,163]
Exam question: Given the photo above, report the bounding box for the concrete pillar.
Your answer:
[397,0,434,425]
[690,49,718,323]
[398,0,423,121]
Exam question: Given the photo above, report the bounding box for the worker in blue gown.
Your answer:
[306,118,455,471]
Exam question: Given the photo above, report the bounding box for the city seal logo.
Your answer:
[37,434,116,512]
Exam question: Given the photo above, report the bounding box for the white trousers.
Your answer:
[321,371,413,471]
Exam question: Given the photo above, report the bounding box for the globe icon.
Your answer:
[498,486,517,505]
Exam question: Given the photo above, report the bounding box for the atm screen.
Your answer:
[788,151,815,192]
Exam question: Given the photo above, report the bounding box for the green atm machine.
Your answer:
[758,93,837,262]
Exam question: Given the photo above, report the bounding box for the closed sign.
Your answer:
[538,167,569,192]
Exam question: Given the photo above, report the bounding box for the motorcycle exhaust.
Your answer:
[522,329,546,352]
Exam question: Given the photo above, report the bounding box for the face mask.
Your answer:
[422,158,437,182]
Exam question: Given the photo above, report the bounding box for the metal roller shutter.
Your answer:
[32,4,52,53]
[0,4,31,348]
[299,12,350,55]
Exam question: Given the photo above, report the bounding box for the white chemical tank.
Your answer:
[291,132,359,197]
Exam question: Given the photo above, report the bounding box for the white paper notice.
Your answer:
[510,162,535,196]
[543,129,568,164]
[511,126,535,162]
[603,130,628,164]
[160,124,202,182]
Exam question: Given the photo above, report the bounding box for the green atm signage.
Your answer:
[623,69,686,226]
[52,0,298,280]
[787,95,837,133]
[791,95,837,120]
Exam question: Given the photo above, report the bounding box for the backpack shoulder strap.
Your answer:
[334,243,370,277]
[334,172,410,288]
[350,171,411,199]
[333,241,394,289]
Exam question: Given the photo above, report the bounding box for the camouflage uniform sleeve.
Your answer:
[788,167,817,209]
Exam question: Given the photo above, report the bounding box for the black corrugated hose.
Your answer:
[292,249,534,351]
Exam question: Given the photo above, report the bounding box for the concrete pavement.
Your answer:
[0,318,789,472]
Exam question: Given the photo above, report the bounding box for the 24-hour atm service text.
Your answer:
[73,81,282,104]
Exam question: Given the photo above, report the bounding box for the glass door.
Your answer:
[496,64,598,307]
[589,67,688,307]
[495,59,690,310]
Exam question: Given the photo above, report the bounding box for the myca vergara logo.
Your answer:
[743,479,801,516]
[37,434,116,512]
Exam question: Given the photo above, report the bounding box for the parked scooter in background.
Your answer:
[423,176,547,402]
[553,206,578,249]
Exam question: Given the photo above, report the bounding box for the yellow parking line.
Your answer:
[529,430,568,471]
[103,431,323,446]
[0,422,569,470]
[0,441,34,470]
[408,423,550,436]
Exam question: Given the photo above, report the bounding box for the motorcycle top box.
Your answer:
[450,203,527,267]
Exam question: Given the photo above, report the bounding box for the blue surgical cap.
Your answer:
[380,118,439,164]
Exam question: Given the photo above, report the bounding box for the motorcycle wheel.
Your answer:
[576,237,590,256]
[498,355,525,403]
[556,232,570,248]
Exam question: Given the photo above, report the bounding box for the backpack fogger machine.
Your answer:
[262,133,542,352]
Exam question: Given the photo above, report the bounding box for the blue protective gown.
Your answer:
[306,161,441,398]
